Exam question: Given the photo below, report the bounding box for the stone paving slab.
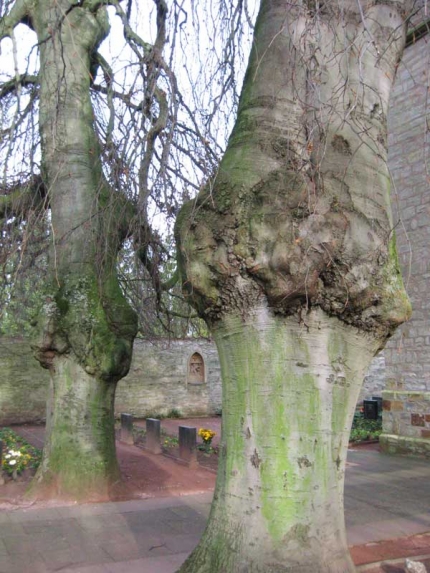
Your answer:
[57,552,191,573]
[0,450,430,572]
[344,449,430,547]
[0,493,212,573]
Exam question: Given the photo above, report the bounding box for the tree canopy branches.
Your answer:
[0,0,256,337]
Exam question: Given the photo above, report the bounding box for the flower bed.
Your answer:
[349,414,382,444]
[0,428,42,479]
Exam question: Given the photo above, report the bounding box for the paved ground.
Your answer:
[1,425,430,572]
[345,448,430,546]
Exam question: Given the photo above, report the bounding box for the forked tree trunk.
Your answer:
[15,1,138,499]
[175,0,411,570]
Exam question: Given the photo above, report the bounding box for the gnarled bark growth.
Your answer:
[175,0,411,570]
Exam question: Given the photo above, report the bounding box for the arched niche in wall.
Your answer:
[188,352,205,385]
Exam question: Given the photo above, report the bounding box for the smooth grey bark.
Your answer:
[1,0,137,499]
[175,0,411,570]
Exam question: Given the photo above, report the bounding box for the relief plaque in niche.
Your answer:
[188,352,205,384]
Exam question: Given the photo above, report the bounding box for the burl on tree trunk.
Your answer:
[175,0,410,571]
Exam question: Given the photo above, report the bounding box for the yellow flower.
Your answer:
[198,428,216,444]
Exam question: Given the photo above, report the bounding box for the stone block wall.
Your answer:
[361,352,386,401]
[382,30,430,456]
[0,337,222,424]
[116,338,222,418]
[0,338,49,425]
[380,391,430,458]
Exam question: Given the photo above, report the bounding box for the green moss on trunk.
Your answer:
[29,356,120,500]
[27,1,137,499]
[179,308,380,573]
[175,0,409,570]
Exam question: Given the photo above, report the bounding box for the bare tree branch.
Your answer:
[0,175,46,220]
[0,73,38,99]
[0,0,30,41]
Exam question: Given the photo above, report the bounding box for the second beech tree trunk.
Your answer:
[175,0,410,571]
[20,1,137,499]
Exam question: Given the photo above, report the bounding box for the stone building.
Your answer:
[381,17,430,458]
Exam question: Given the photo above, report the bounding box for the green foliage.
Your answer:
[161,432,179,448]
[142,408,182,420]
[197,443,218,454]
[133,427,146,440]
[134,427,180,449]
[0,207,49,338]
[144,412,163,420]
[0,232,210,341]
[349,415,382,443]
[0,428,42,476]
[166,408,182,419]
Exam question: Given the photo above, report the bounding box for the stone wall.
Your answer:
[382,30,430,456]
[116,338,222,418]
[0,337,222,424]
[0,338,49,425]
[380,391,430,459]
[0,336,384,425]
[361,352,386,401]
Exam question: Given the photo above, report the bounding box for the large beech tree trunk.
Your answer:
[2,1,138,499]
[185,309,380,572]
[175,0,411,570]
